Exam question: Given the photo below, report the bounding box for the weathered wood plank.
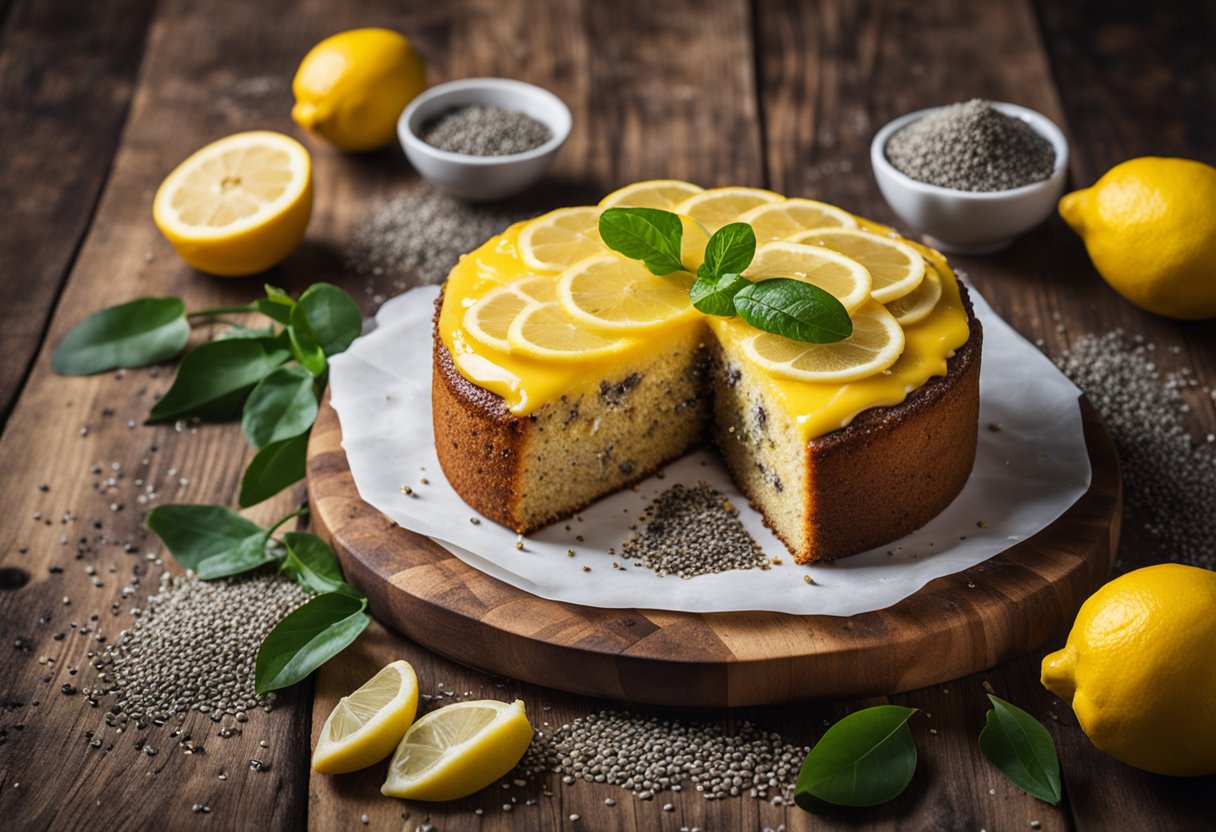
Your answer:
[0,0,158,423]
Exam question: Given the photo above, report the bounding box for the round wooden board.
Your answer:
[307,393,1120,708]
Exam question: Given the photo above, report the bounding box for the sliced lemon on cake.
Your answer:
[885,263,942,325]
[464,277,559,351]
[312,660,419,775]
[382,699,534,801]
[673,186,784,232]
[152,131,313,276]
[600,179,704,210]
[508,301,633,361]
[558,254,696,331]
[791,227,923,303]
[742,301,905,383]
[517,206,605,272]
[737,198,858,241]
[745,240,872,312]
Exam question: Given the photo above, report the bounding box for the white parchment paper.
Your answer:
[328,285,1090,615]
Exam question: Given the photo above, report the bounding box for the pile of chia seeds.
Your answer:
[90,571,310,728]
[885,99,1056,192]
[519,710,809,805]
[421,105,552,156]
[1055,331,1216,570]
[620,483,768,579]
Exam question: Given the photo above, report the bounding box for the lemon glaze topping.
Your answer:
[437,211,970,442]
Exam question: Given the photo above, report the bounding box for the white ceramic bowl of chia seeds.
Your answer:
[871,102,1069,254]
[399,78,572,201]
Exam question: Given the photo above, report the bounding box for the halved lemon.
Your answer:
[507,301,633,361]
[745,240,872,312]
[885,261,943,325]
[741,301,905,383]
[673,186,784,232]
[312,660,419,775]
[517,206,605,272]
[152,131,313,276]
[791,227,923,303]
[557,254,695,332]
[599,180,704,210]
[463,277,558,351]
[737,198,858,241]
[382,699,534,801]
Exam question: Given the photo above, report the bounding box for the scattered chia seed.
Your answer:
[1056,331,1216,570]
[885,99,1056,192]
[620,483,767,579]
[421,105,552,157]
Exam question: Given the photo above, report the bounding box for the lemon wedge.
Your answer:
[152,131,313,276]
[517,207,605,272]
[791,227,924,303]
[312,660,419,775]
[600,179,704,210]
[673,186,784,232]
[745,241,872,312]
[885,263,942,326]
[737,198,859,241]
[463,276,557,351]
[507,301,633,361]
[557,254,695,332]
[742,301,905,383]
[382,699,534,801]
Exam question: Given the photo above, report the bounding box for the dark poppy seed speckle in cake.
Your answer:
[421,105,552,157]
[885,99,1056,192]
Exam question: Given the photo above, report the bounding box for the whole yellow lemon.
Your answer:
[292,28,427,153]
[1058,157,1216,320]
[1041,563,1216,776]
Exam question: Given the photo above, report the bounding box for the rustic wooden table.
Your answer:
[1,0,1214,829]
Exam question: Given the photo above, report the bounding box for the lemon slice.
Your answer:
[557,254,695,332]
[885,261,943,325]
[512,275,558,303]
[507,301,633,361]
[463,277,559,350]
[382,699,534,801]
[741,301,905,383]
[745,241,872,312]
[312,660,419,775]
[737,198,859,241]
[517,207,605,272]
[790,227,924,303]
[153,131,313,276]
[673,186,784,232]
[600,180,704,210]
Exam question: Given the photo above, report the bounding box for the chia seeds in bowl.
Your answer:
[420,105,553,157]
[885,99,1056,192]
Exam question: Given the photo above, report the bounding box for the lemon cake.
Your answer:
[432,182,980,562]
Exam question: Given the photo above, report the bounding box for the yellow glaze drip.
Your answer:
[437,209,971,442]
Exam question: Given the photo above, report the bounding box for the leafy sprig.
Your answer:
[598,208,853,343]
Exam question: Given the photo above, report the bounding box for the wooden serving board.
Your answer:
[306,393,1120,708]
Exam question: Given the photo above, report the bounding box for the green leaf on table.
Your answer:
[147,337,290,423]
[979,694,1062,805]
[239,432,309,507]
[255,592,370,693]
[216,324,277,341]
[256,284,295,325]
[290,282,362,357]
[734,278,853,343]
[795,705,918,809]
[145,503,265,571]
[281,532,362,598]
[289,326,328,377]
[196,532,277,580]
[242,365,318,449]
[598,207,686,276]
[702,222,756,278]
[690,271,750,317]
[51,297,189,375]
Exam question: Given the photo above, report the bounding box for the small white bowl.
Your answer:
[399,78,571,201]
[870,102,1069,254]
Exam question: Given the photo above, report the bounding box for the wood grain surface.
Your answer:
[1,0,1214,830]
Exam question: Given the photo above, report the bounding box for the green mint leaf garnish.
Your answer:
[733,278,853,343]
[702,222,756,277]
[289,282,363,356]
[597,207,685,275]
[51,297,189,375]
[146,338,291,423]
[255,592,370,693]
[979,694,1062,804]
[280,532,364,598]
[241,365,319,449]
[690,271,750,317]
[795,705,918,810]
[238,432,310,508]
